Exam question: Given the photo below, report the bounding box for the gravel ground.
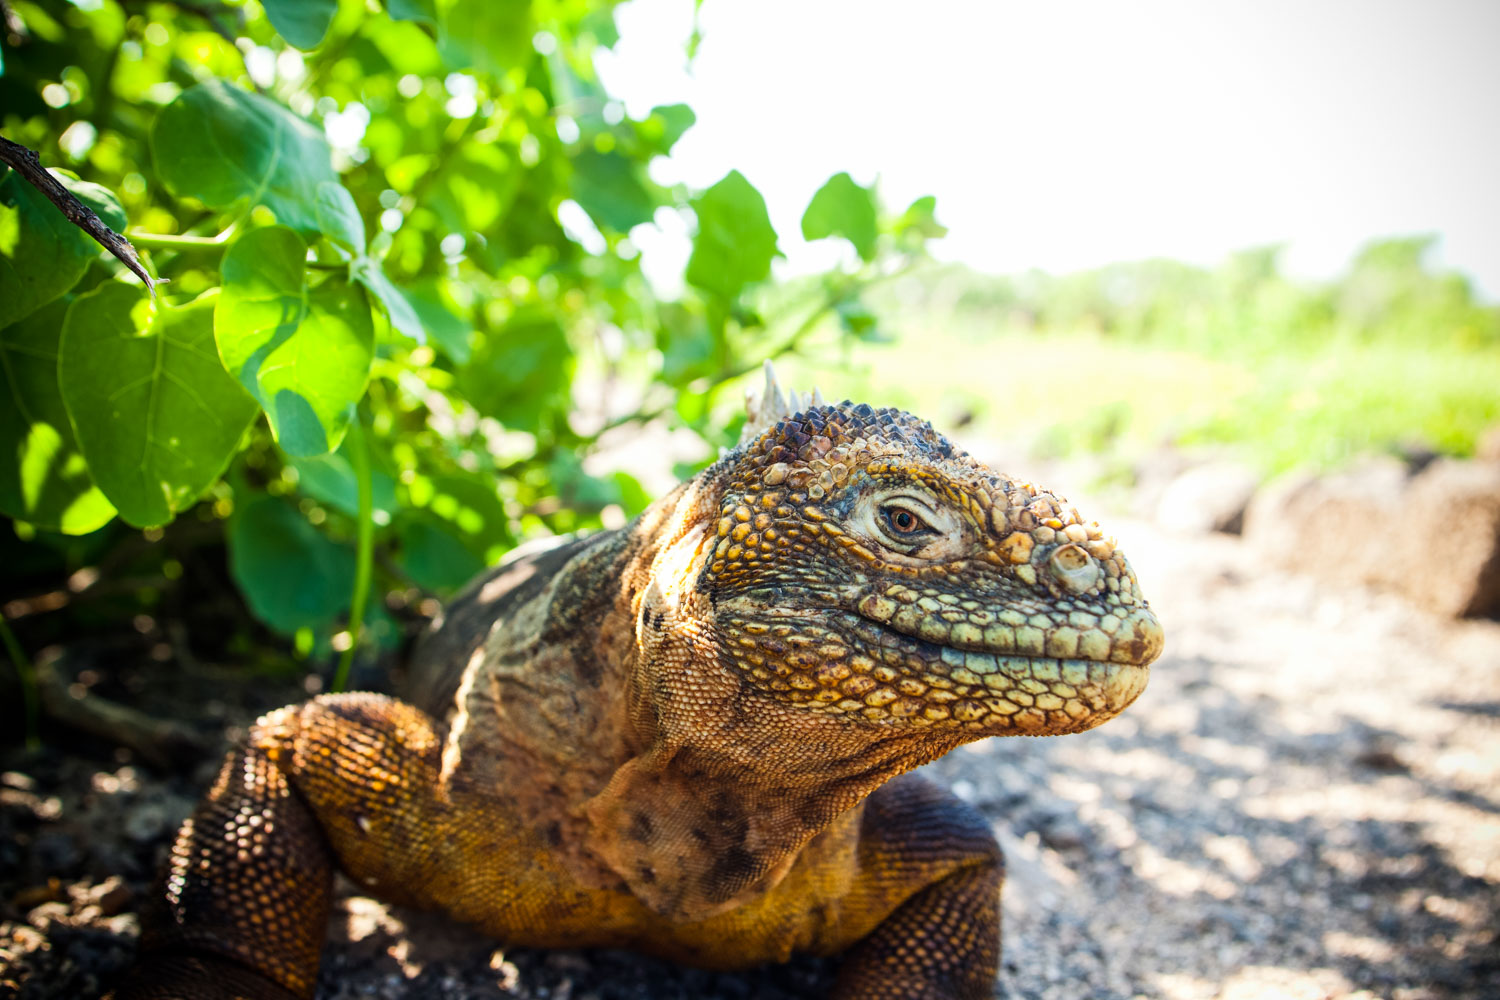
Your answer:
[3,518,1498,999]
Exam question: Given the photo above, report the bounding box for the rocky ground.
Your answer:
[3,510,1498,999]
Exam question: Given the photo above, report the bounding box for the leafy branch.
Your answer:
[0,0,946,717]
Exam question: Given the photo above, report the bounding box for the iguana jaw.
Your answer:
[715,599,1159,737]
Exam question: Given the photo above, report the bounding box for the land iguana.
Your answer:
[109,365,1164,1000]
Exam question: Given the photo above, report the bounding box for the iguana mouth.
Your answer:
[843,609,1151,691]
[840,604,1164,670]
[718,606,1154,731]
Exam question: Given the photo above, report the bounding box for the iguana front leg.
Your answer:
[833,775,1003,1000]
[109,694,447,1000]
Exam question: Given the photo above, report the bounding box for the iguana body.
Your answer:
[111,376,1163,1000]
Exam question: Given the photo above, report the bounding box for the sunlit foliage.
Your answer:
[0,0,943,661]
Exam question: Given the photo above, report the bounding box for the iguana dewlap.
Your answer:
[110,368,1163,1000]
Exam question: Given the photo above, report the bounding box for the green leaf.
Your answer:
[315,181,366,255]
[836,296,891,343]
[314,182,424,343]
[802,172,878,263]
[403,283,471,363]
[612,471,651,518]
[57,285,259,528]
[580,6,620,48]
[0,298,116,533]
[456,309,573,434]
[152,80,338,236]
[216,226,375,457]
[228,492,355,634]
[352,259,424,343]
[387,0,438,25]
[431,142,519,234]
[423,472,512,549]
[644,104,695,155]
[569,149,658,233]
[263,0,338,49]
[0,168,128,327]
[685,170,779,301]
[439,0,532,75]
[395,513,483,593]
[362,15,445,75]
[290,446,397,518]
[893,195,947,242]
[546,448,618,510]
[655,301,715,384]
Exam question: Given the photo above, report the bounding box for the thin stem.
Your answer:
[0,617,40,751]
[332,414,375,694]
[125,225,238,250]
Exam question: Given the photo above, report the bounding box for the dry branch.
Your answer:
[0,135,156,294]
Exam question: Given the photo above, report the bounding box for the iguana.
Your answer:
[109,366,1163,1000]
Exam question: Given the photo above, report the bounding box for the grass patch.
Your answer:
[749,240,1500,479]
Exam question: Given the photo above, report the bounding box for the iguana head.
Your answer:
[592,365,1163,918]
[695,364,1163,739]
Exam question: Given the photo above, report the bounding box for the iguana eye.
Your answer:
[881,505,931,536]
[854,489,962,560]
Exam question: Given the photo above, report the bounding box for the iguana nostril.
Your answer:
[1049,544,1100,593]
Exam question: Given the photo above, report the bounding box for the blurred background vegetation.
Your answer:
[776,238,1500,478]
[1,0,1497,744]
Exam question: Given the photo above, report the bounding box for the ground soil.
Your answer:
[3,517,1498,999]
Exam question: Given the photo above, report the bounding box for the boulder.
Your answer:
[1155,461,1262,535]
[1244,457,1500,619]
[1477,423,1500,462]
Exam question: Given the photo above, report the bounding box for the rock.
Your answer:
[1410,460,1500,617]
[1037,815,1087,852]
[88,877,132,917]
[1155,461,1262,534]
[1244,457,1500,618]
[1477,424,1500,462]
[1129,446,1199,520]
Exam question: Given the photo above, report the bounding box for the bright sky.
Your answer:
[597,0,1500,300]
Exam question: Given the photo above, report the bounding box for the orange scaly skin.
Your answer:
[110,397,1163,1000]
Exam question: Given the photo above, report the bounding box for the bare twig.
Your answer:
[0,135,156,294]
[36,653,210,769]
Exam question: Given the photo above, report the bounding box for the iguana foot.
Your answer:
[106,703,343,1000]
[832,775,1003,1000]
[831,860,1001,999]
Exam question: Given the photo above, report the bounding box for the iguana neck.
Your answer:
[581,471,968,919]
